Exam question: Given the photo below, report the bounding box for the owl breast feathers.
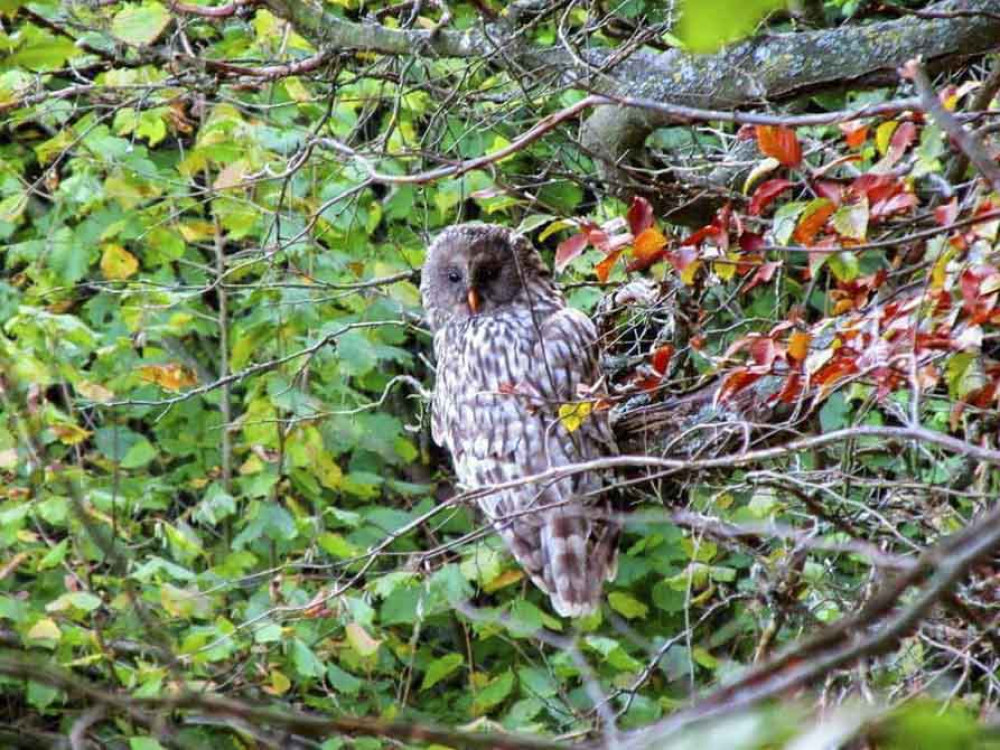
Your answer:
[420,223,620,617]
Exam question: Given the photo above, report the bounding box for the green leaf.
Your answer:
[473,670,515,714]
[345,623,380,657]
[27,681,60,712]
[677,0,788,53]
[129,738,167,750]
[7,25,78,71]
[291,639,326,679]
[831,197,869,241]
[318,532,359,559]
[45,591,102,614]
[112,2,170,46]
[827,251,860,283]
[421,653,464,691]
[608,591,649,620]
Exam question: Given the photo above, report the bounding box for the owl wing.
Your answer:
[511,306,619,617]
[527,306,615,450]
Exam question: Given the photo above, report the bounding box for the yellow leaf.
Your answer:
[875,121,898,156]
[316,453,343,490]
[263,669,291,696]
[51,423,91,446]
[283,77,310,102]
[214,159,248,190]
[713,252,740,282]
[483,569,524,593]
[346,623,380,657]
[100,244,139,280]
[75,380,114,402]
[26,617,62,646]
[741,157,781,195]
[139,364,197,392]
[177,220,215,242]
[680,259,702,286]
[558,401,593,433]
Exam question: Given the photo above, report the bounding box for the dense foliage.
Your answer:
[3,0,1000,747]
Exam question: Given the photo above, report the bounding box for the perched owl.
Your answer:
[421,223,619,617]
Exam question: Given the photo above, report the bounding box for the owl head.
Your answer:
[420,223,555,330]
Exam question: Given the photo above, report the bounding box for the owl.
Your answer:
[421,223,619,617]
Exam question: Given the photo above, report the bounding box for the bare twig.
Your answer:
[903,57,1000,193]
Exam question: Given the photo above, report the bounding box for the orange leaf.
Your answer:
[840,120,869,149]
[594,249,623,282]
[633,227,668,261]
[787,330,812,362]
[139,364,197,392]
[755,125,802,167]
[793,199,836,246]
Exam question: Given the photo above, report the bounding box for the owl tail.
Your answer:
[538,509,620,618]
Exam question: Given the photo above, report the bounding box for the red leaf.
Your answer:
[935,198,959,227]
[744,261,780,293]
[682,224,720,247]
[651,344,674,375]
[739,231,765,253]
[960,268,983,315]
[717,368,763,404]
[882,121,917,168]
[626,196,655,236]
[814,356,859,388]
[870,192,917,219]
[635,374,663,393]
[664,247,700,274]
[584,225,610,253]
[594,248,623,282]
[755,125,802,167]
[555,232,589,272]
[749,179,793,216]
[848,174,900,203]
[776,371,804,404]
[812,180,844,205]
[749,337,777,369]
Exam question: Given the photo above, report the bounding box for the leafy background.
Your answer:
[2,0,1000,748]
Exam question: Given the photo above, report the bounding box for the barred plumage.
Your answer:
[421,223,619,617]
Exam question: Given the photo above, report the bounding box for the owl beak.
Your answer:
[467,287,481,315]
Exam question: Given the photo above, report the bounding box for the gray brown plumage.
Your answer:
[420,223,619,617]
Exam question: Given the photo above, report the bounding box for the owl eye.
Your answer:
[447,268,462,284]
